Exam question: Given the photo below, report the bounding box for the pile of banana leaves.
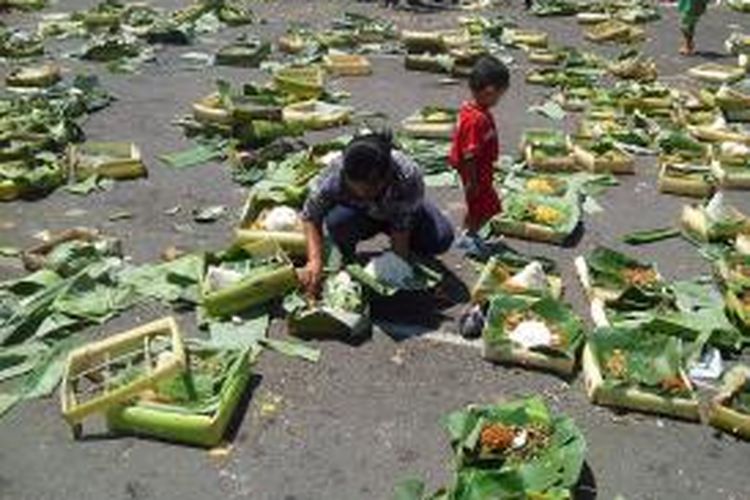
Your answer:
[579,247,746,350]
[0,75,113,200]
[394,397,586,499]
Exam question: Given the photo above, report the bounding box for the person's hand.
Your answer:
[298,259,323,299]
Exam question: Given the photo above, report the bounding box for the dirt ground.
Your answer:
[1,1,750,499]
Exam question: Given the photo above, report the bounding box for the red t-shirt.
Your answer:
[449,101,501,226]
[449,101,499,177]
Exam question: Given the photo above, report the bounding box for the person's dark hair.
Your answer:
[468,55,510,93]
[342,131,393,184]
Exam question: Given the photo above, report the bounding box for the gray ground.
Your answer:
[1,1,750,499]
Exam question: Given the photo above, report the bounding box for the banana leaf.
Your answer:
[51,259,137,323]
[728,0,750,11]
[588,326,695,399]
[23,231,121,277]
[584,246,667,309]
[441,397,585,497]
[119,253,205,304]
[622,227,681,245]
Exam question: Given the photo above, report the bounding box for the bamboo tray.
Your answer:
[708,366,750,439]
[657,162,716,198]
[490,217,577,245]
[574,256,621,304]
[193,94,233,126]
[323,54,372,76]
[288,305,371,339]
[687,63,746,84]
[573,144,634,174]
[483,343,577,376]
[215,40,271,68]
[60,317,187,438]
[582,343,700,421]
[525,145,577,172]
[401,114,455,139]
[273,66,325,100]
[527,49,564,65]
[106,343,253,447]
[278,33,306,54]
[68,142,146,181]
[201,240,299,318]
[0,180,22,202]
[234,229,306,258]
[282,100,351,130]
[5,63,61,88]
[404,53,452,74]
[504,29,549,48]
[470,257,563,304]
[711,161,750,190]
[681,203,749,242]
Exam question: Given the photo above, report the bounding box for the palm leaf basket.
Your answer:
[322,54,372,76]
[106,341,253,447]
[482,293,584,375]
[490,193,581,245]
[657,160,716,198]
[282,100,352,130]
[60,316,187,438]
[68,142,146,181]
[201,240,299,318]
[471,254,563,304]
[680,202,749,242]
[573,142,634,174]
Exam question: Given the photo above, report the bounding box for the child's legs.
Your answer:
[324,205,385,260]
[406,201,455,256]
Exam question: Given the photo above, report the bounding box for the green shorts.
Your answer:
[678,0,708,35]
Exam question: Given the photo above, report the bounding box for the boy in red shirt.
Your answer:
[449,55,509,254]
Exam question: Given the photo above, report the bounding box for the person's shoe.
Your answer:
[454,231,489,257]
[458,305,485,339]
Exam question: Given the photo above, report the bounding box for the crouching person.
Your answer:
[299,132,454,297]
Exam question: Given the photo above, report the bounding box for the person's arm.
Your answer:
[300,220,324,298]
[299,163,339,298]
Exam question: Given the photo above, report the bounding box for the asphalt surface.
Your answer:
[1,1,750,499]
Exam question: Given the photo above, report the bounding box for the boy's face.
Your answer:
[475,85,506,108]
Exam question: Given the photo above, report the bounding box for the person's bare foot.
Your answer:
[680,36,695,56]
[679,45,695,56]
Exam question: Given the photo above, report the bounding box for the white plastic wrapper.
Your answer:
[261,205,300,232]
[506,261,549,293]
[364,251,415,288]
[508,320,553,349]
[705,191,730,221]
